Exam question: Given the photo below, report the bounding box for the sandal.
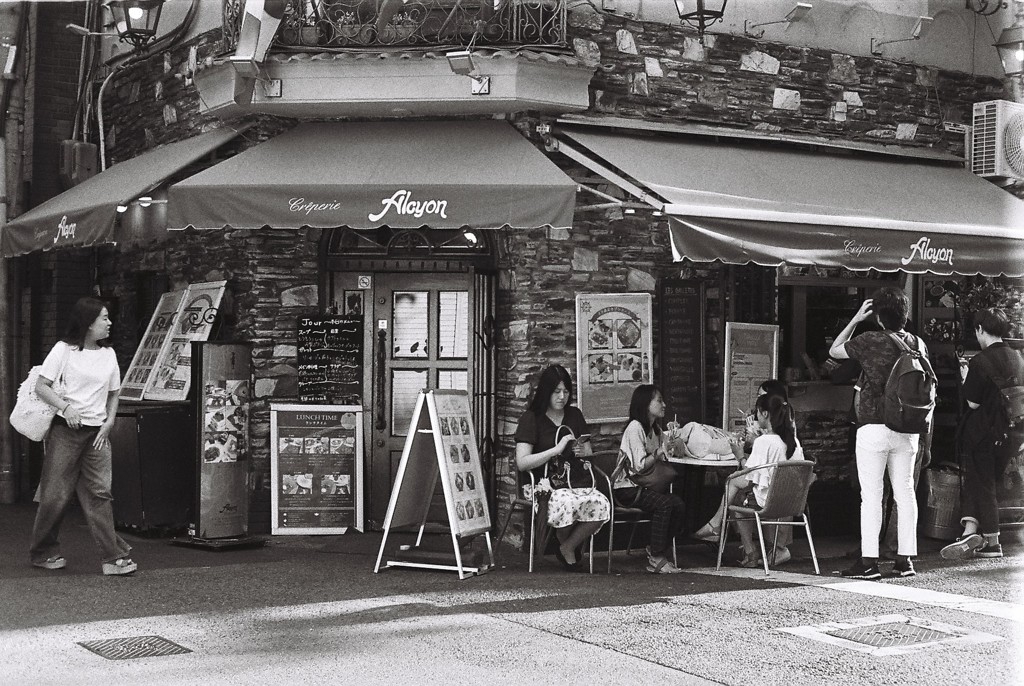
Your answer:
[647,556,683,574]
[738,553,761,569]
[32,555,66,570]
[101,558,138,576]
[693,524,721,542]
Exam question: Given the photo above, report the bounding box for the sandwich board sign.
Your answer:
[373,389,494,579]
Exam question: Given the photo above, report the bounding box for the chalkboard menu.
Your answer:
[297,316,363,404]
[659,279,705,424]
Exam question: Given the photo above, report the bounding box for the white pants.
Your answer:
[856,424,920,558]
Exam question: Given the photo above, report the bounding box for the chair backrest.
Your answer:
[758,459,815,519]
[586,449,620,495]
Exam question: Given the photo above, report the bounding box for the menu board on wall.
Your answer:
[145,281,228,401]
[722,322,779,433]
[575,293,654,423]
[297,316,363,404]
[659,279,705,425]
[270,404,364,535]
[120,290,185,401]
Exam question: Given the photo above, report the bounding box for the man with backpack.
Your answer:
[941,308,1024,561]
[830,287,935,580]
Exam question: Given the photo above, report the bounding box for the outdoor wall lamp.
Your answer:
[744,3,812,39]
[674,0,729,38]
[870,16,932,55]
[107,0,165,49]
[66,0,164,49]
[446,50,477,76]
[995,1,1024,78]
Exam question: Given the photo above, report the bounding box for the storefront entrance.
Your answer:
[325,227,497,529]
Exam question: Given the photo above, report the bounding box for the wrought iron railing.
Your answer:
[224,0,568,53]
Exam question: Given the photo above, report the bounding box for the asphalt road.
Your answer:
[1,503,1021,685]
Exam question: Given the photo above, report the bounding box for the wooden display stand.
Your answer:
[374,390,494,579]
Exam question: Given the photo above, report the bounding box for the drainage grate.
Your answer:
[77,635,192,660]
[826,621,955,648]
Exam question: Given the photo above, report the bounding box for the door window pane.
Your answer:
[438,291,468,359]
[438,370,468,391]
[392,291,428,358]
[391,370,427,436]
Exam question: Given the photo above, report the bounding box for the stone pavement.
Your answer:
[0,503,1021,685]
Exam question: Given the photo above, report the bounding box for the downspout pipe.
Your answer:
[0,1,26,504]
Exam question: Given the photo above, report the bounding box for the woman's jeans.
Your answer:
[856,424,919,558]
[30,419,131,565]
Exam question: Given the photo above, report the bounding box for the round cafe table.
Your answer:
[667,455,740,533]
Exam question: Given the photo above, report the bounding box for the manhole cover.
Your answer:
[77,635,191,660]
[826,621,954,648]
[778,614,1004,656]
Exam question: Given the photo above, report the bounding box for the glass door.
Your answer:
[369,272,471,526]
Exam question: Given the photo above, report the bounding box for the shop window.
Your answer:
[391,369,427,436]
[392,291,428,358]
[438,291,468,359]
[438,370,468,390]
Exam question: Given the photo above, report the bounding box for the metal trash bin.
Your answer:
[920,467,962,541]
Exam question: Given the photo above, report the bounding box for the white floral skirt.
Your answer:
[546,487,610,529]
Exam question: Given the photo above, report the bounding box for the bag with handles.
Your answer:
[9,345,71,442]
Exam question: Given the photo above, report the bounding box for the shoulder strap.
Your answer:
[886,331,914,354]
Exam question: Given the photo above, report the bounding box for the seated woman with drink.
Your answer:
[693,394,804,567]
[614,384,687,574]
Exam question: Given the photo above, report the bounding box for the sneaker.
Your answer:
[974,543,1003,559]
[32,556,66,570]
[892,557,916,578]
[839,560,882,580]
[940,534,983,560]
[101,558,137,576]
[772,547,792,566]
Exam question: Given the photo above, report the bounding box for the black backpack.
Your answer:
[975,347,1024,441]
[882,333,937,434]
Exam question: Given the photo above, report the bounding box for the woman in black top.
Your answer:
[514,365,610,569]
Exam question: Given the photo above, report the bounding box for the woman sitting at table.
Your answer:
[614,384,687,574]
[694,394,804,567]
[515,364,610,571]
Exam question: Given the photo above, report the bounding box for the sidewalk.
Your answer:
[2,502,1022,685]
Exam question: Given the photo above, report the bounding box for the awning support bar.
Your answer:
[546,136,665,211]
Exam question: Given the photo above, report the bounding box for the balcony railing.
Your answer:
[224,0,568,53]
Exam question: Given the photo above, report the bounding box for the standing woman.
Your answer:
[514,364,610,570]
[615,384,686,574]
[29,297,136,575]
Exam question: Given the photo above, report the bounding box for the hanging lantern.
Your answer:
[107,0,165,49]
[673,0,729,38]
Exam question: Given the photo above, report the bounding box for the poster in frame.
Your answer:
[722,322,780,433]
[575,293,653,423]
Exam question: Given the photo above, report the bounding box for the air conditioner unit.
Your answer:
[971,99,1024,181]
[58,140,98,189]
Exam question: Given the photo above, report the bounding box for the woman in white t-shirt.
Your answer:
[694,394,804,567]
[29,297,136,576]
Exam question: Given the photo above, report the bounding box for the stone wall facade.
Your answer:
[22,7,1012,534]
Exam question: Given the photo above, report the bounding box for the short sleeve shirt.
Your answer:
[40,341,121,427]
[745,434,803,507]
[845,330,927,426]
[616,420,659,490]
[514,405,589,481]
[961,342,1024,450]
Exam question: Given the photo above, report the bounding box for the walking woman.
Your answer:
[615,384,686,574]
[29,297,136,576]
[514,364,610,570]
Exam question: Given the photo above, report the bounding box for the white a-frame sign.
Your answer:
[374,390,494,579]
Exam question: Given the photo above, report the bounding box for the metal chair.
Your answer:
[495,461,596,573]
[715,459,819,576]
[590,449,677,574]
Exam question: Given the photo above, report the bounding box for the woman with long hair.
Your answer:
[694,394,803,567]
[615,384,686,574]
[514,364,610,570]
[29,297,136,576]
